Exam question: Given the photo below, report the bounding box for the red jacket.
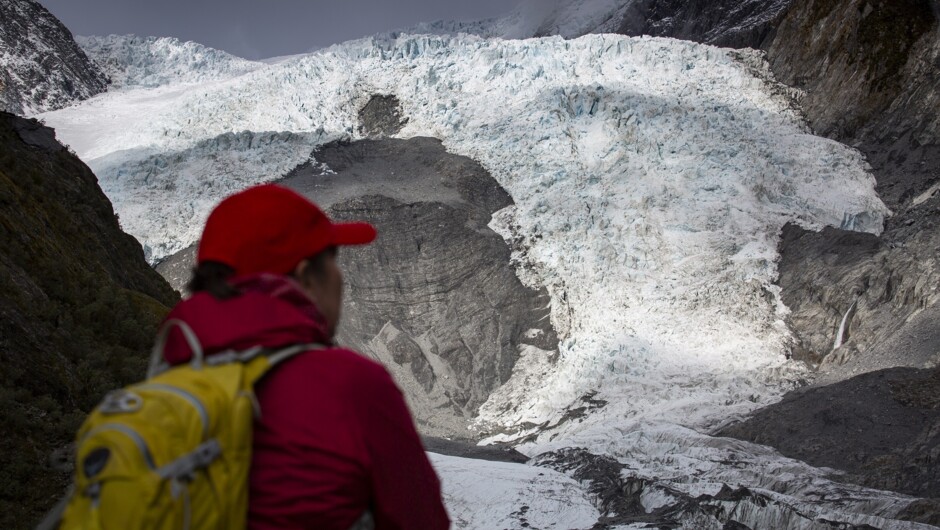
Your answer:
[162,274,450,530]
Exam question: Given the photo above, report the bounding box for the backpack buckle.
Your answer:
[84,482,102,500]
[99,391,143,415]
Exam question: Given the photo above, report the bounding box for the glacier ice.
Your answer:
[39,32,907,528]
[77,35,262,89]
[430,453,600,529]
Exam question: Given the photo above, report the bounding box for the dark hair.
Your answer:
[187,261,240,299]
[296,246,337,285]
[187,247,337,300]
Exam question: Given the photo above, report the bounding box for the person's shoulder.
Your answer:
[294,345,394,383]
[297,346,403,408]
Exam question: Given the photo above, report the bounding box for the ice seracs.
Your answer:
[77,35,262,89]
[40,32,903,528]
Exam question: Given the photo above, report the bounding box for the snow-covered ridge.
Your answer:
[77,35,262,89]
[393,0,631,41]
[0,0,108,115]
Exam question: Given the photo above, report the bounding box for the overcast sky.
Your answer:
[38,0,518,60]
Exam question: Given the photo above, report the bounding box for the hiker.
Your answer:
[162,184,450,529]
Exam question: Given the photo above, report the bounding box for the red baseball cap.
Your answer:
[197,184,377,277]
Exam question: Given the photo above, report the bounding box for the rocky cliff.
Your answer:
[616,0,792,48]
[762,0,940,384]
[0,112,178,528]
[764,0,939,207]
[720,367,940,501]
[156,130,559,439]
[0,0,108,115]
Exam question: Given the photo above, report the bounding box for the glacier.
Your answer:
[37,33,920,528]
[77,35,263,89]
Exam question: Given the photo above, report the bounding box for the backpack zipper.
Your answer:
[80,423,156,470]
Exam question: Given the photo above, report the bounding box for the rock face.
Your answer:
[764,0,940,210]
[761,2,940,387]
[290,138,559,437]
[157,136,558,438]
[0,0,108,115]
[0,112,178,528]
[743,0,940,409]
[777,222,939,376]
[719,367,940,504]
[615,0,793,48]
[357,94,408,138]
[736,0,940,382]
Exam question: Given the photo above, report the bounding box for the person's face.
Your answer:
[295,249,343,337]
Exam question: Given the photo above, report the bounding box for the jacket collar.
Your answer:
[162,274,332,366]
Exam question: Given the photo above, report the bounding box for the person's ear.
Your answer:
[293,259,311,287]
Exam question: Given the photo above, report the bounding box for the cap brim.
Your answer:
[331,222,377,246]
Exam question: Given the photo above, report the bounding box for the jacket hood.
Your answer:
[161,274,332,366]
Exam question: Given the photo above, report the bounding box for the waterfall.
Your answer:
[832,299,858,350]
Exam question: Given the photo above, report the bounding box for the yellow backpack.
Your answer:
[38,319,318,530]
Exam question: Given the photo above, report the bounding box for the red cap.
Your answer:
[197,184,377,276]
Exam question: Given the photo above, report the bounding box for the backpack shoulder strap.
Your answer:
[267,343,321,367]
[34,485,73,530]
[242,343,327,387]
[148,319,205,378]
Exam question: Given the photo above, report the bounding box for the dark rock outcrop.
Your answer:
[616,0,793,49]
[290,138,559,437]
[156,136,558,438]
[422,436,528,463]
[767,1,934,132]
[719,367,940,500]
[777,222,938,373]
[358,94,408,138]
[0,0,109,115]
[0,112,178,528]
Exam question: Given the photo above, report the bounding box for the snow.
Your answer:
[77,35,262,89]
[913,180,940,207]
[429,452,600,529]
[39,31,903,527]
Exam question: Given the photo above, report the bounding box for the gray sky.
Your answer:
[38,0,518,60]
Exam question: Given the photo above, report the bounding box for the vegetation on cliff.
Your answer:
[0,112,178,528]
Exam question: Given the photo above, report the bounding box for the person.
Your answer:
[159,184,450,530]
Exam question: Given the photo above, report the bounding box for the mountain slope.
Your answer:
[0,112,178,527]
[0,0,108,115]
[77,35,261,89]
[26,0,940,520]
[35,32,933,527]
